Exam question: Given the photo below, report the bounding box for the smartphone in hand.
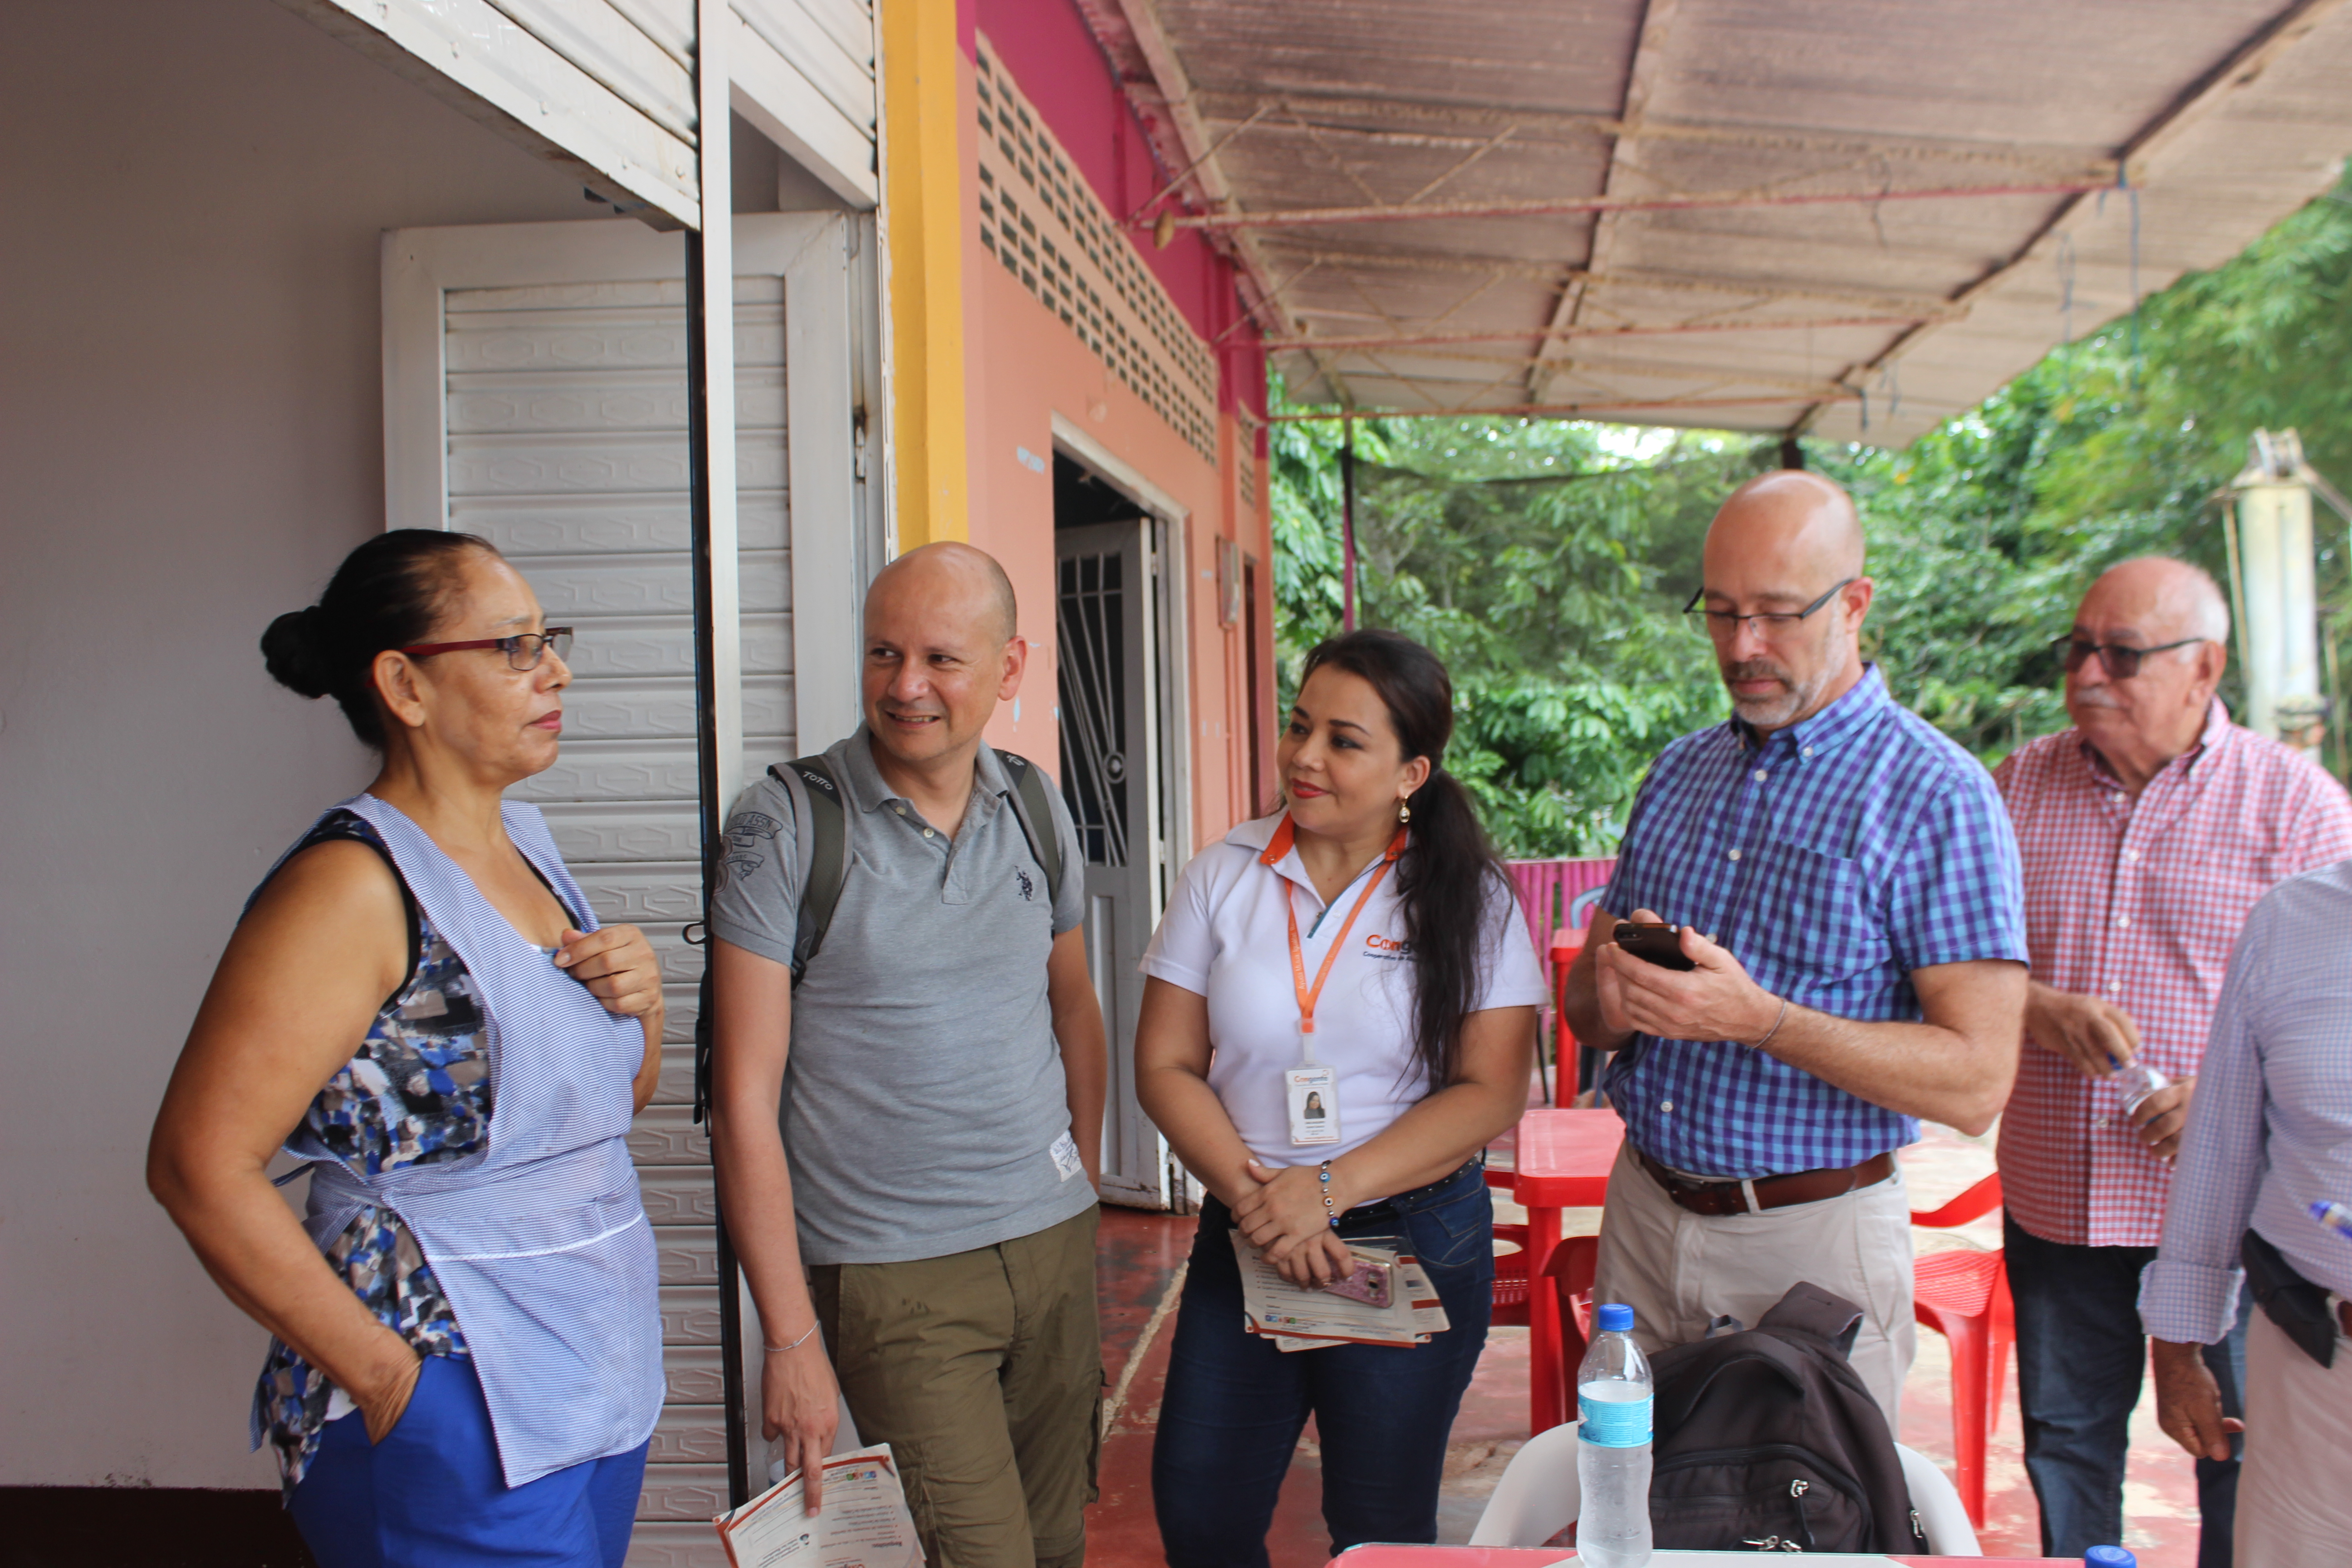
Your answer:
[1612,920,1696,971]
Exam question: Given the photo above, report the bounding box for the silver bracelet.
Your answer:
[1749,996,1790,1051]
[763,1322,820,1354]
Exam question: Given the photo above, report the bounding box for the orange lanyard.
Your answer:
[1283,822,1409,1060]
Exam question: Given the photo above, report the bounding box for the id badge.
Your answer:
[1285,1064,1340,1146]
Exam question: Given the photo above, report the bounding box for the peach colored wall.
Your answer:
[955,54,1274,854]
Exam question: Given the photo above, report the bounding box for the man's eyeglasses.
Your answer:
[2051,635,2204,680]
[398,627,575,671]
[1683,578,1856,638]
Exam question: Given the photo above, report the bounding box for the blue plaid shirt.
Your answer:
[1602,666,2028,1177]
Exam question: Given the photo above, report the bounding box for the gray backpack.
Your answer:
[691,748,1065,1119]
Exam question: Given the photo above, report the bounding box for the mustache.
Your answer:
[2072,687,2126,709]
[1719,659,1788,684]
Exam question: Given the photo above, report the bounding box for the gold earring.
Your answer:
[1398,799,1412,824]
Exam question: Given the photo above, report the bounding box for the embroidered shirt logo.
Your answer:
[1016,867,1036,902]
[1364,932,1412,960]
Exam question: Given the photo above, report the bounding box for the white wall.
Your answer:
[0,0,603,1490]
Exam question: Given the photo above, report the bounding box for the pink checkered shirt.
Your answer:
[1994,703,2352,1247]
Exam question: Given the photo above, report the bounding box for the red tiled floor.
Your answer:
[1089,1123,2211,1567]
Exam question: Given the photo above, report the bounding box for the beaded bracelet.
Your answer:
[1319,1160,1339,1229]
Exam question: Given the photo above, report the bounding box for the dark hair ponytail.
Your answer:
[261,529,493,747]
[1297,629,1509,1093]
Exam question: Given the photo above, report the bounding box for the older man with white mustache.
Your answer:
[1994,557,2352,1565]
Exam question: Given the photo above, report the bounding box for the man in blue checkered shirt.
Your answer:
[1562,470,2029,1421]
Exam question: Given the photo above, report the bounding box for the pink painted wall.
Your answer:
[970,0,1265,424]
[952,25,1275,852]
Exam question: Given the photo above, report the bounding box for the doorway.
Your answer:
[1053,449,1186,1210]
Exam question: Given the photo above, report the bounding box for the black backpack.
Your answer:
[691,747,1065,1120]
[1644,1283,1926,1554]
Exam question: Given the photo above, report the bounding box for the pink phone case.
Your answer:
[1323,1259,1392,1308]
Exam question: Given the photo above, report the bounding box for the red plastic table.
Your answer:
[1333,1548,2069,1566]
[1509,1107,1624,1434]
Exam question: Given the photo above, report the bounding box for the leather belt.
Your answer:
[2341,1299,2352,1340]
[1635,1146,1896,1216]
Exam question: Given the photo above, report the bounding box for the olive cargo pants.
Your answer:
[810,1207,1102,1568]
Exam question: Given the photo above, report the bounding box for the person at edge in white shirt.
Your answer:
[2139,859,2352,1568]
[1136,629,1546,1568]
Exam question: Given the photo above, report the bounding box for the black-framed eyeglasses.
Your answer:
[1683,578,1856,638]
[398,627,574,671]
[2050,635,2204,680]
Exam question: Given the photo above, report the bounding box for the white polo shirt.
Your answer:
[1142,811,1548,1169]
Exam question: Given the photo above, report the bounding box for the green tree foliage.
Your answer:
[1271,182,2352,857]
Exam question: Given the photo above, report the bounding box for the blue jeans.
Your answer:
[290,1354,650,1568]
[1152,1161,1494,1568]
[2006,1215,2248,1566]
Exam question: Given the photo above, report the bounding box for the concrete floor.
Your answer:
[1087,1124,2209,1567]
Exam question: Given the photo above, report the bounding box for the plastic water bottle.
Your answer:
[1576,1303,1653,1568]
[2085,1547,2135,1567]
[2108,1054,2169,1118]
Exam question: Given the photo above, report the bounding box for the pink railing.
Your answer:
[1505,858,1617,970]
[1506,858,1617,1103]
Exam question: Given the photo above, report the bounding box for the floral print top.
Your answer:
[253,811,495,1497]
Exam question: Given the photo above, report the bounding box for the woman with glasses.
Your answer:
[1136,630,1544,1565]
[148,530,665,1568]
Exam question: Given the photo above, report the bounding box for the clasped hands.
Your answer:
[1594,909,1781,1049]
[1232,1159,1357,1288]
[553,923,665,1019]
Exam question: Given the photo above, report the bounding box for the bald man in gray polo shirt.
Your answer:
[710,543,1109,1568]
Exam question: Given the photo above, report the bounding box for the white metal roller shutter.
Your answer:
[441,274,790,1565]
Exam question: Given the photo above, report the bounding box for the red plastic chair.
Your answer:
[1911,1172,2013,1529]
[1545,1233,1601,1371]
[1490,1215,1532,1328]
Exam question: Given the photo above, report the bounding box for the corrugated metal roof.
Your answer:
[1089,0,2352,444]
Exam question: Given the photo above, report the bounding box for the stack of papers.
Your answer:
[1230,1232,1450,1352]
[712,1443,924,1568]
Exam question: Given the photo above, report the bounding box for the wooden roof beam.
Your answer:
[1531,0,1676,404]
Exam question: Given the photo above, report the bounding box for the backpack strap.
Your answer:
[993,748,1066,908]
[1757,1281,1867,1357]
[772,757,852,989]
[692,755,853,1121]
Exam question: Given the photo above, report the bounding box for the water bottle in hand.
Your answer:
[2108,1054,2169,1119]
[1576,1303,1653,1568]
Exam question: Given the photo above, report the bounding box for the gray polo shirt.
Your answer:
[710,728,1094,1264]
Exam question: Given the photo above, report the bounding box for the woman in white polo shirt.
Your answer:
[1137,629,1545,1567]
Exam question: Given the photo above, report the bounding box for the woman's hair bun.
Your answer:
[260,605,336,699]
[260,530,495,747]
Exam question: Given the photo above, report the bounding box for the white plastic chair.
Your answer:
[1896,1441,1982,1556]
[1465,1431,1980,1556]
[1467,1421,1581,1547]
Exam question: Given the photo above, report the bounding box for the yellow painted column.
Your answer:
[879,0,970,546]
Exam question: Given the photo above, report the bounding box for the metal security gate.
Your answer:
[1055,517,1183,1210]
[383,213,868,1567]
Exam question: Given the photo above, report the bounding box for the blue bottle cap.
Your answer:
[2085,1547,2134,1567]
[1597,1303,1634,1333]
